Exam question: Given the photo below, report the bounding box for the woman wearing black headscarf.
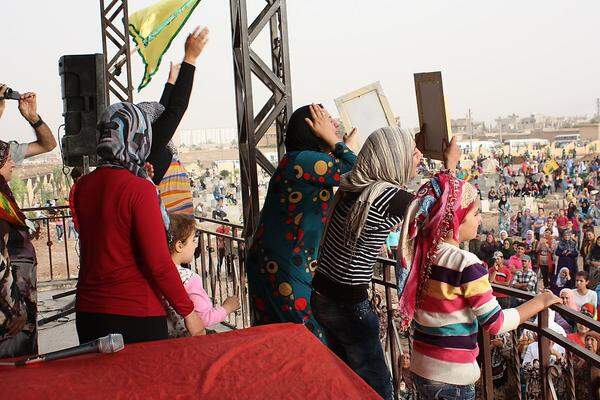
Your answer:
[246,104,357,342]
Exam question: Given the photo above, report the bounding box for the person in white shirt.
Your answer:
[539,216,559,238]
[572,271,598,312]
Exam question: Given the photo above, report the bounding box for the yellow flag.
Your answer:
[129,0,201,91]
[543,159,559,175]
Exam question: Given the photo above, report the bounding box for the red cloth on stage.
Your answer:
[2,323,381,399]
[73,168,193,317]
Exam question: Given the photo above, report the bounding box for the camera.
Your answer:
[0,87,21,100]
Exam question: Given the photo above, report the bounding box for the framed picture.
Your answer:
[334,81,396,150]
[414,71,453,160]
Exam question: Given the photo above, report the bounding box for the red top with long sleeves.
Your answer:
[73,168,193,318]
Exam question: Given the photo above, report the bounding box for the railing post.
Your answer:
[383,262,399,392]
[478,329,494,400]
[537,308,553,399]
[510,330,522,400]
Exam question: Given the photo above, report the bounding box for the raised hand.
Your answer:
[0,84,6,117]
[304,104,339,150]
[18,92,38,123]
[343,127,359,153]
[167,62,181,84]
[443,136,460,171]
[184,26,209,65]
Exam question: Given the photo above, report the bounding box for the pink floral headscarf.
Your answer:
[397,172,478,330]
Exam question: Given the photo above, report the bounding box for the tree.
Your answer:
[219,170,230,179]
[9,178,27,207]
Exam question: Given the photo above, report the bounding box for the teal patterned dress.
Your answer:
[247,142,357,343]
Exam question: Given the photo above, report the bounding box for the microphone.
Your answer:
[13,334,124,366]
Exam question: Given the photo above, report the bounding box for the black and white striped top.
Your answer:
[314,187,414,302]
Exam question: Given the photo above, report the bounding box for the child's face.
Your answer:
[575,277,589,290]
[458,199,481,242]
[523,260,531,271]
[176,231,198,264]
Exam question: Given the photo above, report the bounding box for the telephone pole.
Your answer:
[468,108,473,153]
[596,98,600,119]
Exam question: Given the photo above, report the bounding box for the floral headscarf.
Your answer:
[397,172,479,329]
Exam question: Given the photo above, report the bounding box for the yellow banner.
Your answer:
[129,0,201,90]
[543,159,559,175]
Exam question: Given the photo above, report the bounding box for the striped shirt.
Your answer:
[315,187,406,302]
[158,159,194,215]
[411,242,520,385]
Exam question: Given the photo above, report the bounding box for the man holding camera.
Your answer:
[0,83,56,358]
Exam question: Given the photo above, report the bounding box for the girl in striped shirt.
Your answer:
[398,173,561,400]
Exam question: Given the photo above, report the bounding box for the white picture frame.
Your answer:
[334,82,396,150]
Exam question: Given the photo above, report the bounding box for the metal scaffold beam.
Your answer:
[230,0,293,237]
[100,0,134,103]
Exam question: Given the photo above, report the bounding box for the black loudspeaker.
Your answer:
[59,54,107,167]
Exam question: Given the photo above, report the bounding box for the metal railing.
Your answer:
[194,216,250,329]
[27,207,600,398]
[368,257,600,400]
[21,206,79,283]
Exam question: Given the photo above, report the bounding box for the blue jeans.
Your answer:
[311,291,393,400]
[412,373,475,400]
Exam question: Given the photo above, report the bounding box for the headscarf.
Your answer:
[559,288,577,311]
[0,141,28,229]
[97,102,152,178]
[558,230,577,254]
[581,303,595,319]
[284,105,328,153]
[525,229,535,245]
[136,101,179,158]
[555,267,571,288]
[397,172,479,329]
[499,195,508,209]
[96,102,171,229]
[136,101,165,124]
[336,126,415,246]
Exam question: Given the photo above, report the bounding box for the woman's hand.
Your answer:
[184,26,209,65]
[443,136,460,171]
[343,128,359,153]
[0,84,7,118]
[184,311,206,336]
[304,104,339,150]
[167,62,181,84]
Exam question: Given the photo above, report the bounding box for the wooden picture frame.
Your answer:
[334,82,396,150]
[414,71,453,160]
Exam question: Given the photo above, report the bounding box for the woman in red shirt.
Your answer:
[73,102,204,344]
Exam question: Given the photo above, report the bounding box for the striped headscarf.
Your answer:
[97,102,152,178]
[337,126,415,245]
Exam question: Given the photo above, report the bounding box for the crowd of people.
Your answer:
[1,23,599,400]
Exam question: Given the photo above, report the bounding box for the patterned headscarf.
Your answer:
[0,141,28,229]
[135,101,165,124]
[136,101,179,157]
[397,172,479,330]
[97,102,152,178]
[0,141,9,169]
[337,126,414,246]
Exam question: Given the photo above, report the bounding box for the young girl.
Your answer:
[397,172,561,400]
[166,214,240,337]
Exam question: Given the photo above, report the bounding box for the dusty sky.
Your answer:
[1,0,598,145]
